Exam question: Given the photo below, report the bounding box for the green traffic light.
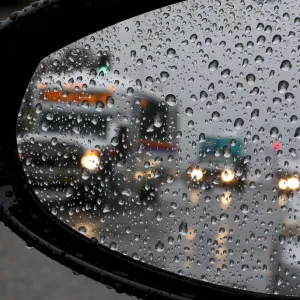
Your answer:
[98,65,109,75]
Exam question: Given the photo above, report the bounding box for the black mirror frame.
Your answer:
[0,1,287,299]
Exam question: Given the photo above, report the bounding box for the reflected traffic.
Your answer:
[16,0,300,296]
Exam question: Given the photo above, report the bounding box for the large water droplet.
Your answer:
[165,94,177,106]
[154,113,163,127]
[160,71,169,82]
[294,128,300,139]
[278,80,289,94]
[246,74,256,85]
[234,118,244,129]
[270,127,279,137]
[179,220,188,235]
[208,60,219,71]
[280,60,292,71]
[272,34,282,44]
[167,48,176,58]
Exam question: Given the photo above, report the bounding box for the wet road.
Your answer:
[39,176,292,295]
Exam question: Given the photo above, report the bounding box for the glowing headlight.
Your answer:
[134,170,155,180]
[191,168,203,181]
[278,179,288,190]
[221,169,235,182]
[134,171,144,181]
[288,177,300,190]
[81,150,100,170]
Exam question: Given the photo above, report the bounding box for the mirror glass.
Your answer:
[16,0,300,295]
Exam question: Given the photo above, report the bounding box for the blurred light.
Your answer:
[272,142,281,151]
[186,228,196,241]
[81,150,100,170]
[220,192,232,209]
[37,83,45,89]
[191,189,200,205]
[288,177,300,190]
[221,169,234,182]
[98,66,109,75]
[134,171,144,181]
[134,170,154,180]
[191,168,203,181]
[278,178,288,190]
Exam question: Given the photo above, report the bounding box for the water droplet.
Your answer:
[122,189,132,197]
[154,113,163,127]
[212,111,220,120]
[165,94,177,106]
[109,242,118,250]
[167,48,176,58]
[272,34,282,44]
[255,55,264,63]
[221,68,230,78]
[200,90,208,101]
[278,80,289,94]
[66,187,74,198]
[251,109,259,120]
[246,74,256,85]
[186,107,193,116]
[280,60,292,71]
[51,137,58,146]
[160,71,169,81]
[109,135,120,147]
[199,133,206,143]
[155,240,164,252]
[234,118,244,129]
[270,127,279,137]
[257,35,266,45]
[106,96,114,108]
[240,204,249,213]
[294,128,300,139]
[179,221,188,235]
[35,103,42,114]
[78,226,87,235]
[208,60,219,71]
[190,34,198,42]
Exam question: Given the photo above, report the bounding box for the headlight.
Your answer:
[288,177,300,190]
[81,150,100,170]
[134,171,144,181]
[191,168,203,181]
[221,169,235,182]
[134,170,155,180]
[278,178,288,190]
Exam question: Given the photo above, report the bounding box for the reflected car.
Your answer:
[275,158,300,193]
[187,136,248,190]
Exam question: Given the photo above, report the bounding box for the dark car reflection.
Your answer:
[186,136,248,191]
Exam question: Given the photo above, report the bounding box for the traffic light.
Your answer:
[98,54,110,75]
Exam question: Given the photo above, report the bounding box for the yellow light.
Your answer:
[191,189,200,205]
[191,168,203,181]
[278,178,288,190]
[134,170,154,180]
[221,169,235,182]
[186,228,196,241]
[81,150,100,170]
[37,83,45,89]
[134,171,144,180]
[220,192,232,209]
[288,177,300,190]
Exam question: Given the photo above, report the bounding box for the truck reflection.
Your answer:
[17,52,178,215]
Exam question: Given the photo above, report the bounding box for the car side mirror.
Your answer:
[1,0,298,299]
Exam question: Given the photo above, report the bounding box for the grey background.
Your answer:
[0,2,130,300]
